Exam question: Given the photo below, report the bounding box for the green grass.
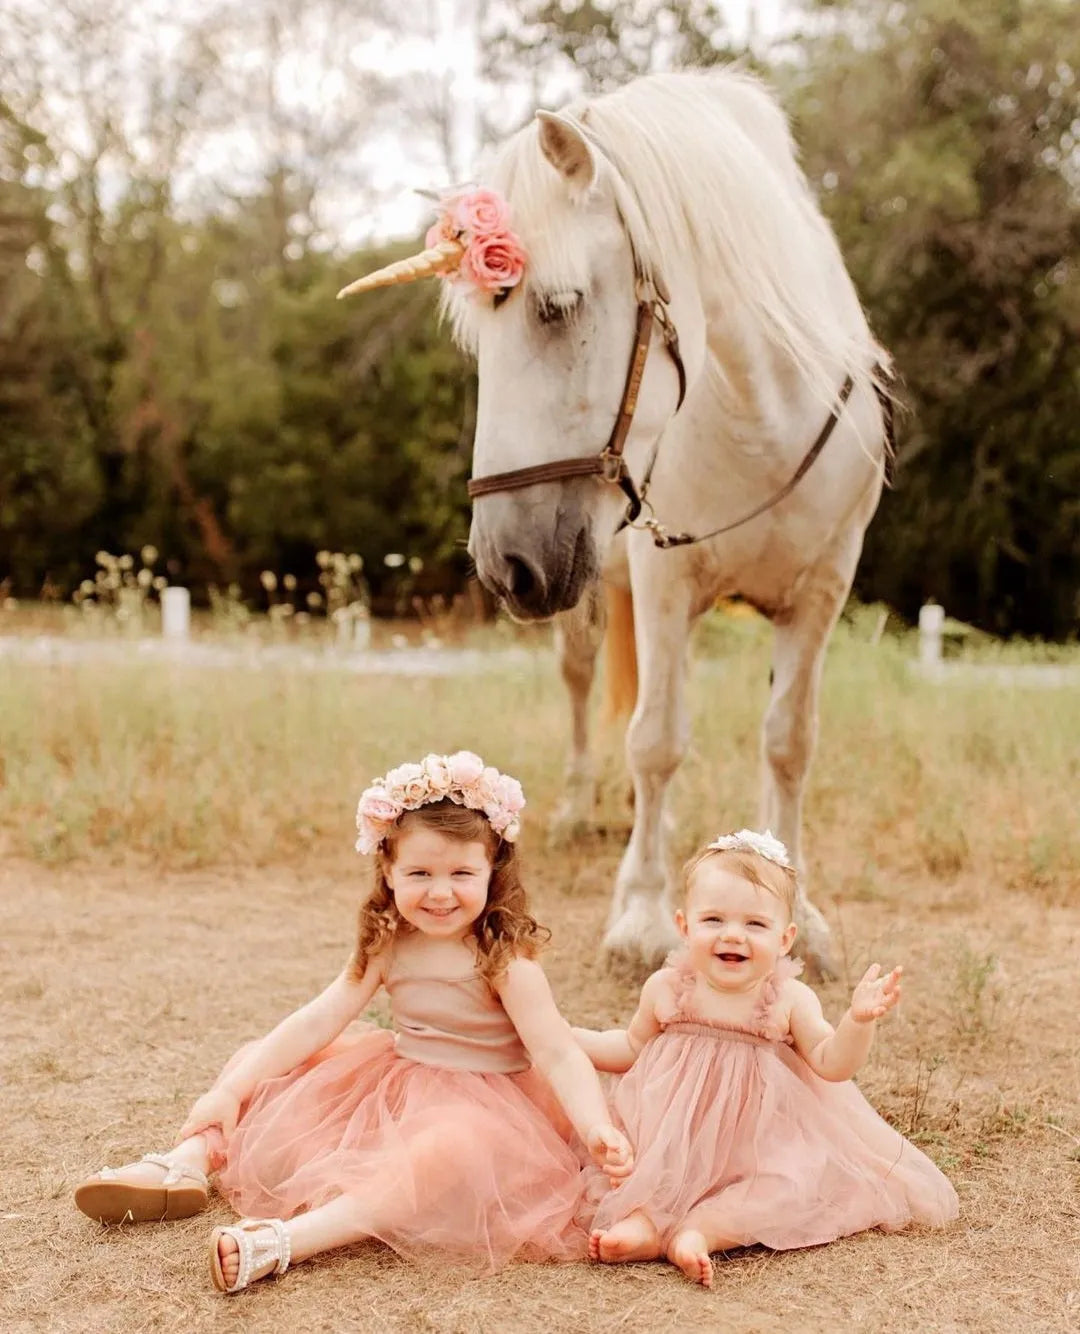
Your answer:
[0,609,1077,893]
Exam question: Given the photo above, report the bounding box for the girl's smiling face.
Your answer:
[676,859,797,991]
[385,826,493,938]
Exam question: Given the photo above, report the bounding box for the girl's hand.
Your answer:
[849,963,903,1024]
[586,1124,634,1182]
[177,1085,243,1140]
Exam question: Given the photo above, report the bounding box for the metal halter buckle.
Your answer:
[599,448,628,483]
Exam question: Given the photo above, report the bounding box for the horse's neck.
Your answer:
[706,320,793,444]
[687,214,871,452]
[671,314,819,479]
[639,302,878,574]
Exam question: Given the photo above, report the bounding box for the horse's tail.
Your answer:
[601,581,637,725]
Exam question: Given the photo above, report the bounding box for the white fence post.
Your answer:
[161,586,191,641]
[918,601,944,669]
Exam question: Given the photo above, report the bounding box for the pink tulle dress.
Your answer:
[590,953,959,1251]
[199,933,589,1271]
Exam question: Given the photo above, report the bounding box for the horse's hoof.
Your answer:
[547,810,593,847]
[796,905,838,982]
[602,901,679,976]
[798,946,839,984]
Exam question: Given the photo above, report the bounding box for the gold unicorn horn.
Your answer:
[336,238,465,298]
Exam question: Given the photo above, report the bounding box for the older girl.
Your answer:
[76,752,631,1290]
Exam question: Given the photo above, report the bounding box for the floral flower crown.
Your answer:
[424,188,527,297]
[355,751,526,855]
[707,829,792,869]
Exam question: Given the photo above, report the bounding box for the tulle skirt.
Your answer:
[591,1024,959,1251]
[198,1027,590,1271]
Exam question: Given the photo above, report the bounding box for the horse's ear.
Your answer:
[536,111,596,192]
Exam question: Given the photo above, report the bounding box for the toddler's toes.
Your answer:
[668,1230,714,1288]
[587,1230,603,1263]
[217,1234,240,1288]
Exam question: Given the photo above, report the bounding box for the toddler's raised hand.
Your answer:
[587,1123,634,1182]
[850,963,903,1024]
[178,1085,243,1141]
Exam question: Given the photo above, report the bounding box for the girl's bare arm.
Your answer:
[213,955,386,1100]
[571,969,671,1073]
[788,965,902,1082]
[496,958,633,1176]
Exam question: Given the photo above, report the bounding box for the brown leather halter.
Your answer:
[467,279,687,526]
[466,280,890,549]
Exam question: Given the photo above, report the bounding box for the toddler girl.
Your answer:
[575,829,958,1287]
[75,751,632,1290]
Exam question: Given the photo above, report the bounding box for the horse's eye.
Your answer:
[536,291,582,326]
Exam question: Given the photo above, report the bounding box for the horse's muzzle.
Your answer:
[469,509,598,621]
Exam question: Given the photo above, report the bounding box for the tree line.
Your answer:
[1,0,1077,635]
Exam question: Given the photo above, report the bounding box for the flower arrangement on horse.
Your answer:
[337,189,526,300]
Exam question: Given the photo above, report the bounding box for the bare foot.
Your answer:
[668,1228,714,1287]
[590,1211,661,1264]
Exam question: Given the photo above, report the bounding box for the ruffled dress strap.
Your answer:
[654,948,697,1026]
[752,953,803,1041]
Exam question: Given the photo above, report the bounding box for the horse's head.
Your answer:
[456,114,700,620]
[339,108,703,621]
[340,74,872,620]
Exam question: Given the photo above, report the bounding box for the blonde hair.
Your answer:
[350,799,549,984]
[682,844,798,922]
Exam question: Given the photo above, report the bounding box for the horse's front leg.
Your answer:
[550,583,605,840]
[604,575,693,970]
[761,549,859,978]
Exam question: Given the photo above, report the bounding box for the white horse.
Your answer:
[340,69,891,975]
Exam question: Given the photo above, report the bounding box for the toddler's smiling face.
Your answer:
[677,860,797,992]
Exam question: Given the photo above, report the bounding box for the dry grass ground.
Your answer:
[2,616,1079,1332]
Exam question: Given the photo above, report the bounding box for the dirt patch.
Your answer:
[3,850,1079,1334]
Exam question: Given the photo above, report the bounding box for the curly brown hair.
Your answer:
[350,799,549,984]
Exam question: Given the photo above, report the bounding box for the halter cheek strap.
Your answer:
[466,281,687,524]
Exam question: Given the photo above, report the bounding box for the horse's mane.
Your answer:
[448,69,881,408]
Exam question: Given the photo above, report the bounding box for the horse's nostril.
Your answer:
[505,554,538,600]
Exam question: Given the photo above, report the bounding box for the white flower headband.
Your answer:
[708,829,792,869]
[355,751,526,855]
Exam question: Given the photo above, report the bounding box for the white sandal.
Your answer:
[210,1217,292,1293]
[74,1152,210,1223]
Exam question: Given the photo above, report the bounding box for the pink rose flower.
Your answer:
[425,214,457,248]
[357,787,402,826]
[458,231,526,293]
[447,751,485,786]
[448,189,510,237]
[421,754,453,795]
[494,773,526,814]
[385,761,424,792]
[402,776,430,806]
